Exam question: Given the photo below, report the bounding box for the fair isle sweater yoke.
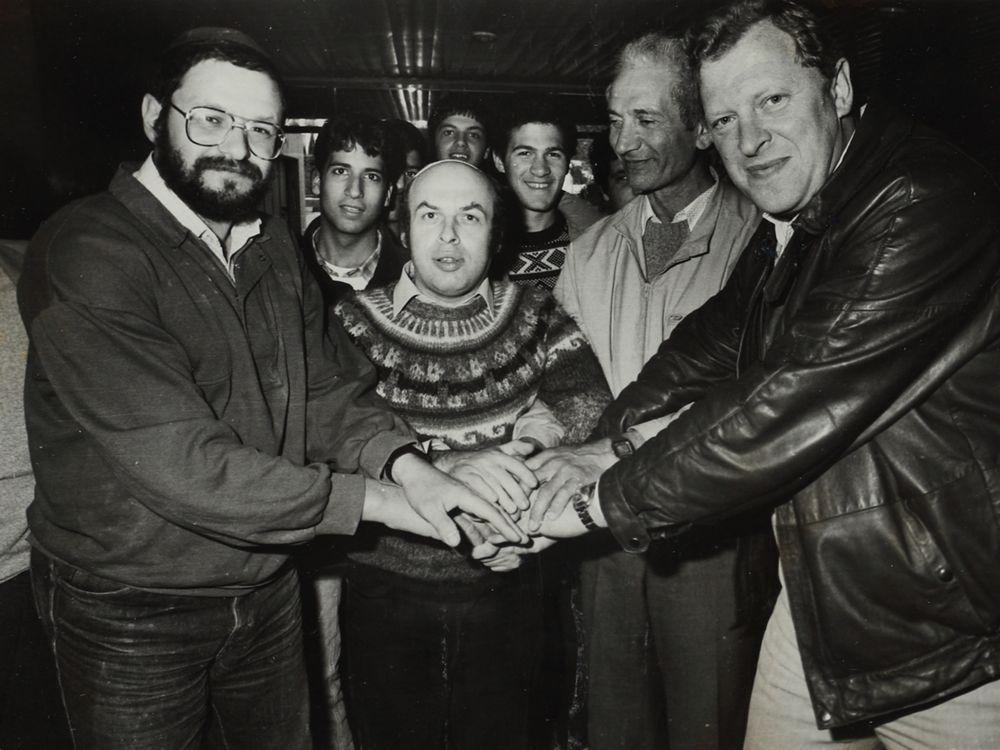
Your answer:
[334,280,611,584]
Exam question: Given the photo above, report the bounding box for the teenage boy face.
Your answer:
[319,145,390,235]
[433,114,488,166]
[495,122,569,216]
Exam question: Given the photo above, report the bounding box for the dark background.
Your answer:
[3,0,999,238]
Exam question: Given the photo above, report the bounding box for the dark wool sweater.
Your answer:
[335,280,611,585]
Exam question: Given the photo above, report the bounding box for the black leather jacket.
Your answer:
[596,100,1000,728]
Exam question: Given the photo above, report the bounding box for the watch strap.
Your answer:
[571,482,599,531]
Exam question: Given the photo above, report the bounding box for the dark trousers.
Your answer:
[31,549,311,750]
[0,569,72,750]
[342,564,544,750]
[581,537,770,750]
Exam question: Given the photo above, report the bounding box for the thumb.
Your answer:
[499,439,536,458]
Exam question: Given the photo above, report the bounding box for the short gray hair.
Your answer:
[613,32,701,130]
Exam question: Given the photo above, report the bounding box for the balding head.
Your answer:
[403,160,506,303]
[401,159,504,256]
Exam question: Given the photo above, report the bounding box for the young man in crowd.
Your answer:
[427,93,491,167]
[529,31,775,750]
[333,159,610,750]
[17,28,521,749]
[301,114,409,308]
[298,112,413,750]
[529,2,1000,747]
[491,98,579,289]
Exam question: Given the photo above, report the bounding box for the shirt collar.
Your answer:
[762,105,865,259]
[639,168,720,232]
[392,261,495,319]
[311,229,383,291]
[133,154,262,279]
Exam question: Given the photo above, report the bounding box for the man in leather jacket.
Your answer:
[525,1,1000,747]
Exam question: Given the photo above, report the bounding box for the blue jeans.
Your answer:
[31,549,310,749]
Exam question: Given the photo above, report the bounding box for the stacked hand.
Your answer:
[524,439,615,532]
[422,439,616,569]
[382,451,527,547]
[432,440,539,516]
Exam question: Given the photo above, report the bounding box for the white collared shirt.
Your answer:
[391,262,496,319]
[133,155,262,282]
[312,229,383,291]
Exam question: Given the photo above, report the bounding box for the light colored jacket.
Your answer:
[555,180,759,439]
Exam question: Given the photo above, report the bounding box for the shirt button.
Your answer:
[936,566,954,583]
[820,711,832,724]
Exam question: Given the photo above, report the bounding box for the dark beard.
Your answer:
[154,133,271,224]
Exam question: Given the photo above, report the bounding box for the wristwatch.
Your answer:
[571,482,599,530]
[610,433,636,459]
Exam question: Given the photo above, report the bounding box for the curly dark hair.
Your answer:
[313,114,405,185]
[427,94,493,145]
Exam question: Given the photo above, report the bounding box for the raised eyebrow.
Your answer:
[414,200,440,212]
[459,202,488,214]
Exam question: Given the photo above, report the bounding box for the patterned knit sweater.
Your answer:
[505,212,572,291]
[334,280,611,585]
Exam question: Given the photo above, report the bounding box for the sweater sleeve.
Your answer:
[537,295,613,445]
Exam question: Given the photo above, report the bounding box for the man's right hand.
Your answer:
[362,479,441,539]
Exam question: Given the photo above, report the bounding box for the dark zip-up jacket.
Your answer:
[18,166,414,594]
[595,100,1000,727]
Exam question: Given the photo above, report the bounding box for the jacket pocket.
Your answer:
[800,488,993,676]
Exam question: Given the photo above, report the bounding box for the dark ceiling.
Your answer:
[3,0,1000,235]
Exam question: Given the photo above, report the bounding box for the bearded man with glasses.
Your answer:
[17,27,523,750]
